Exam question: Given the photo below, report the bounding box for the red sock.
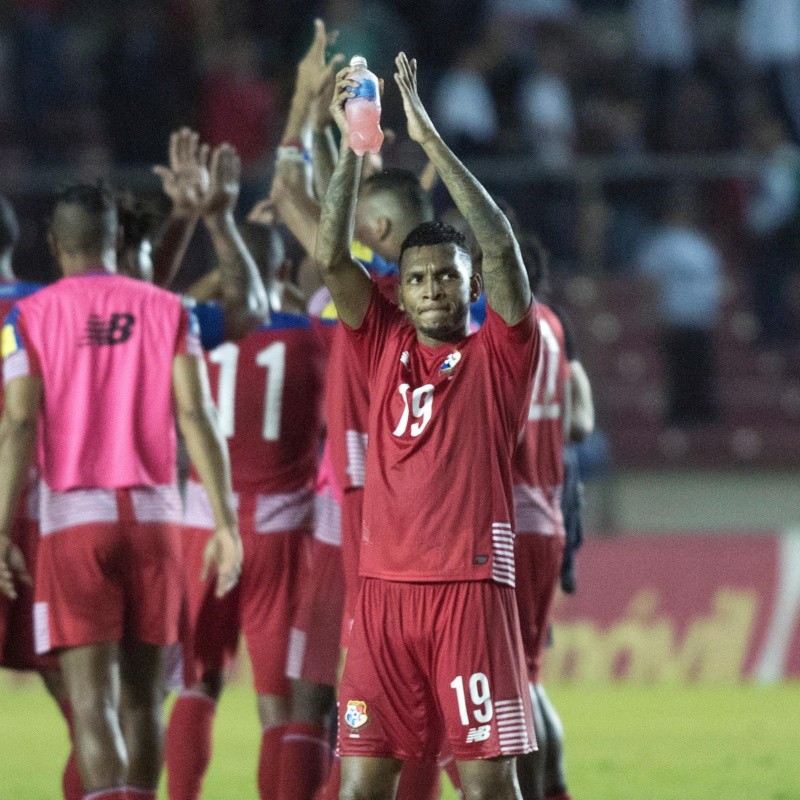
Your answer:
[59,702,83,800]
[165,693,217,800]
[313,755,340,800]
[258,724,287,800]
[440,753,463,798]
[275,722,330,800]
[397,760,440,800]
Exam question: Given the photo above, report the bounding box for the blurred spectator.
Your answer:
[579,67,644,157]
[101,0,198,165]
[664,69,728,154]
[12,0,68,162]
[245,1,320,70]
[632,0,694,151]
[200,34,279,164]
[323,0,412,78]
[739,0,800,144]
[742,111,800,348]
[636,185,722,426]
[518,22,577,166]
[395,0,488,73]
[433,41,499,155]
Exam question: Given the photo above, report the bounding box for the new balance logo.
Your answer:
[80,313,136,346]
[466,725,491,744]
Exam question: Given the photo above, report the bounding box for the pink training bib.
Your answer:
[4,272,199,491]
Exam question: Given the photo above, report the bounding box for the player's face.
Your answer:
[399,243,477,344]
[118,239,153,283]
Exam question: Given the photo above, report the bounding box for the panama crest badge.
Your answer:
[440,350,462,375]
[344,700,369,730]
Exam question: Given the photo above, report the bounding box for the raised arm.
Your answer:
[274,19,343,197]
[313,66,374,329]
[201,144,270,340]
[152,128,209,288]
[172,352,241,598]
[254,175,323,260]
[394,53,531,324]
[0,375,39,600]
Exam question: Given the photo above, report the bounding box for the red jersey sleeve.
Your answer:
[341,282,407,381]
[480,301,540,432]
[175,307,203,357]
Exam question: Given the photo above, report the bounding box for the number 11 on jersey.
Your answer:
[209,341,286,441]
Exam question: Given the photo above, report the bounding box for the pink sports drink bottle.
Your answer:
[345,56,384,156]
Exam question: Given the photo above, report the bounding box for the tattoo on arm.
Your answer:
[422,136,531,324]
[315,144,372,328]
[316,145,361,268]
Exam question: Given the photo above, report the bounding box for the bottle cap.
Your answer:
[350,56,367,68]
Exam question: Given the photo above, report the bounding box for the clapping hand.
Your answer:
[201,144,241,219]
[153,128,210,219]
[394,52,437,146]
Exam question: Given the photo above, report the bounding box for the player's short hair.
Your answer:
[237,221,285,283]
[362,169,434,226]
[399,221,469,269]
[0,194,20,256]
[51,183,118,255]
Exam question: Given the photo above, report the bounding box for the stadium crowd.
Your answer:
[0,17,599,800]
[1,0,800,167]
[5,0,800,794]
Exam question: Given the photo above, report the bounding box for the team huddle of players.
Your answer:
[0,21,594,800]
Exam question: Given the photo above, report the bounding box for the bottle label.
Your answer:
[351,78,378,102]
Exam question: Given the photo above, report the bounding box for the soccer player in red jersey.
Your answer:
[0,184,241,800]
[315,53,540,800]
[512,242,573,800]
[164,219,329,800]
[0,193,84,800]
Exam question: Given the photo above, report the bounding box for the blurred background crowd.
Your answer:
[2,0,800,525]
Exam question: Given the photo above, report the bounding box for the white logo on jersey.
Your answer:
[400,350,410,367]
[466,725,492,744]
[440,350,461,374]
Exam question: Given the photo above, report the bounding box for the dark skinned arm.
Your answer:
[394,52,531,325]
[313,66,374,329]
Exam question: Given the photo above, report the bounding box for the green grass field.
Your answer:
[2,675,799,799]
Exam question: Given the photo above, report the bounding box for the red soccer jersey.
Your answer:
[200,311,327,495]
[512,304,569,537]
[344,286,539,586]
[320,275,398,492]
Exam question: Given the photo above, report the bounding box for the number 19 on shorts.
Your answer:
[451,673,494,726]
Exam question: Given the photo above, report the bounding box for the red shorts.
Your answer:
[514,534,565,683]
[340,487,364,648]
[34,487,183,653]
[180,491,305,697]
[286,537,344,688]
[338,579,536,762]
[0,517,56,670]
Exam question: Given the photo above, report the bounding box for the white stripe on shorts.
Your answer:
[285,627,307,680]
